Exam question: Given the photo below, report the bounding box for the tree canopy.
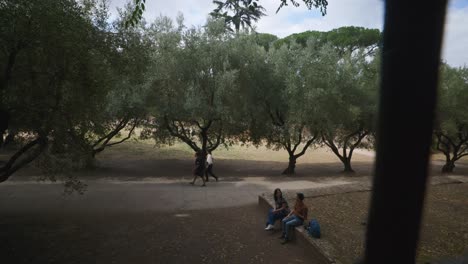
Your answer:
[2,0,464,185]
[0,0,150,188]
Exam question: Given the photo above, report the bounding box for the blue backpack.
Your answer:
[308,219,321,238]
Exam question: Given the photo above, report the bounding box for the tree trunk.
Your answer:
[441,160,455,173]
[343,158,355,173]
[200,129,208,154]
[282,156,296,175]
[199,130,208,177]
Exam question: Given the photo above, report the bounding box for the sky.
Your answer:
[108,0,468,67]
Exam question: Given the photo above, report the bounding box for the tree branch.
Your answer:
[435,132,451,162]
[92,117,129,148]
[322,132,343,160]
[291,125,304,154]
[208,125,223,152]
[343,128,363,158]
[348,130,369,160]
[0,136,48,182]
[93,119,140,156]
[295,133,317,158]
[455,152,468,160]
[164,116,200,151]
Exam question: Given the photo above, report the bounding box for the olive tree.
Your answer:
[434,64,468,173]
[318,46,378,173]
[0,0,149,186]
[240,40,322,175]
[0,0,109,184]
[145,18,242,156]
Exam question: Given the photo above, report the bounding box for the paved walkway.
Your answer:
[1,176,350,264]
[1,175,466,213]
[0,176,353,213]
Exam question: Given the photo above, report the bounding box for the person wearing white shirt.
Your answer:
[205,151,218,182]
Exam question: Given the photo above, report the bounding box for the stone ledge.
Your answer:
[258,194,341,264]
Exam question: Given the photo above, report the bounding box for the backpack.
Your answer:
[307,219,321,238]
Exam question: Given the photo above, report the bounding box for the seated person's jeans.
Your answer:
[281,215,304,239]
[267,208,288,226]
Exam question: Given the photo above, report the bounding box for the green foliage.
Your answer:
[0,0,150,186]
[434,64,468,172]
[0,0,390,181]
[254,33,279,51]
[145,18,243,152]
[274,26,381,53]
[242,30,379,173]
[125,0,146,28]
[437,64,468,134]
[276,0,328,15]
[0,0,109,185]
[318,48,378,148]
[210,0,266,33]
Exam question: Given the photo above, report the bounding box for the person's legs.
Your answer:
[190,174,197,185]
[209,165,218,181]
[191,172,206,186]
[282,216,303,243]
[271,210,287,225]
[267,208,275,225]
[280,216,293,238]
[206,164,218,181]
[200,173,206,186]
[265,208,276,230]
[267,210,286,230]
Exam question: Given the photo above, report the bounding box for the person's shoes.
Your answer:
[281,238,289,245]
[264,224,274,231]
[189,182,194,185]
[278,234,285,239]
[215,177,218,182]
[201,184,206,187]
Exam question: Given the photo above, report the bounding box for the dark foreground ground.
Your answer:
[1,205,317,264]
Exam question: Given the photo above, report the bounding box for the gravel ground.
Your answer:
[306,183,468,264]
[0,205,318,264]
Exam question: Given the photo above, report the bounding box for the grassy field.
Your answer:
[101,139,372,163]
[4,137,466,180]
[94,139,467,179]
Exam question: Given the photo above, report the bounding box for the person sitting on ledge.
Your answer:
[279,192,308,244]
[265,188,289,230]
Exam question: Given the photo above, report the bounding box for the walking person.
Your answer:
[279,193,308,244]
[265,188,289,230]
[190,151,206,186]
[205,151,218,182]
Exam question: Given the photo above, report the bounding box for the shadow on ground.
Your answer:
[1,205,318,264]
